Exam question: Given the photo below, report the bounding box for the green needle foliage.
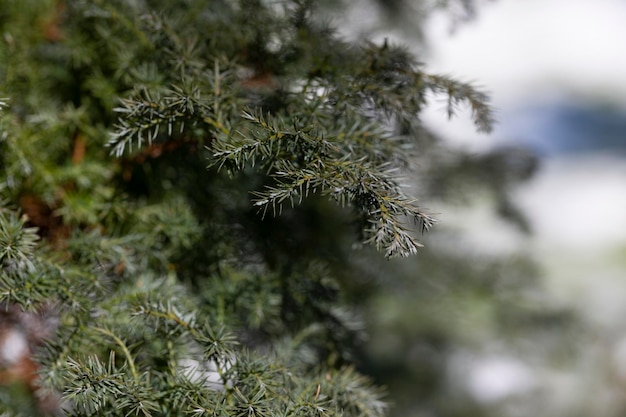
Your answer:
[0,0,494,416]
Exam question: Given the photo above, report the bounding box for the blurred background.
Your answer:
[336,0,626,416]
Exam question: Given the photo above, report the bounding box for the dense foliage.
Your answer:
[0,1,511,416]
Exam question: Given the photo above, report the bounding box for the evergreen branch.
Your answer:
[63,351,160,417]
[211,110,435,257]
[77,2,152,48]
[62,353,126,414]
[250,155,434,257]
[328,42,493,136]
[132,301,197,334]
[108,84,216,157]
[132,301,238,381]
[0,210,109,311]
[364,210,425,258]
[423,73,494,133]
[324,366,387,417]
[211,111,338,174]
[92,327,139,383]
[0,211,39,271]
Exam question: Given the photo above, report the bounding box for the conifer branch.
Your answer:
[92,327,139,383]
[211,112,435,257]
[107,85,213,157]
[423,73,495,133]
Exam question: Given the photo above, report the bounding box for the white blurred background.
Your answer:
[419,0,626,413]
[422,0,626,319]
